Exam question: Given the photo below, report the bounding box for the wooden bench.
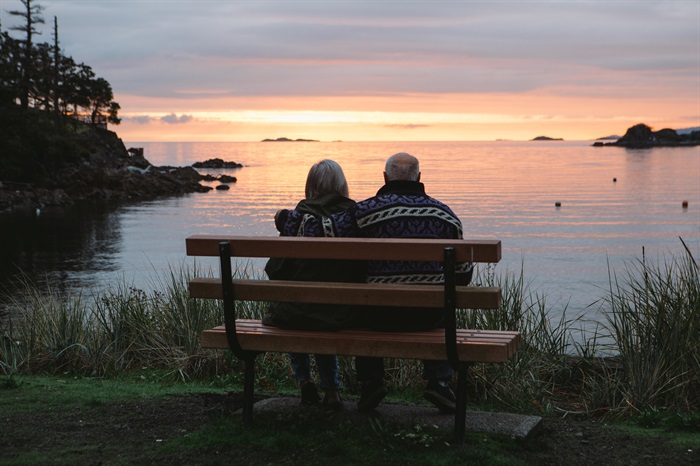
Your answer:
[185,235,521,443]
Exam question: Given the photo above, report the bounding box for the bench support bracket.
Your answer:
[454,362,471,444]
[220,241,261,426]
[443,247,459,371]
[243,354,256,426]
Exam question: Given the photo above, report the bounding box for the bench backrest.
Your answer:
[186,235,501,262]
[186,235,502,367]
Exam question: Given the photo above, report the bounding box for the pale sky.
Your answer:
[2,0,699,141]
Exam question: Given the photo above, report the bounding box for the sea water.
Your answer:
[2,141,698,329]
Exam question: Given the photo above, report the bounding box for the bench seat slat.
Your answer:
[201,320,521,363]
[186,235,501,263]
[189,278,502,309]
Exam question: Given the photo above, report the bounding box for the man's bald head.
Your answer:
[384,152,420,182]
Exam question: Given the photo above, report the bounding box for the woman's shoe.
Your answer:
[322,389,343,412]
[300,381,321,405]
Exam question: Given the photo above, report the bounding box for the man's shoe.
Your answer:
[300,381,321,405]
[357,380,388,412]
[422,380,456,414]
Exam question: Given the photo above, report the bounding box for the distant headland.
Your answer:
[261,137,319,142]
[531,136,564,141]
[593,123,700,148]
[0,107,247,213]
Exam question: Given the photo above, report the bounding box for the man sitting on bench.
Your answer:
[276,152,473,413]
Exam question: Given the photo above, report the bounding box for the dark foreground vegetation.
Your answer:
[1,375,698,465]
[1,242,698,464]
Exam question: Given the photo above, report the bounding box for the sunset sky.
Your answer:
[2,0,699,142]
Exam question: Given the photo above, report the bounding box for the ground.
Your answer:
[1,391,697,465]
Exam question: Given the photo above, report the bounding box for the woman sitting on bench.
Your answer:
[262,159,365,411]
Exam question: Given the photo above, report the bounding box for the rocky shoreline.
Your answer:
[0,129,242,214]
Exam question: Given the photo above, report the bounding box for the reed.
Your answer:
[601,240,700,413]
[0,261,261,379]
[458,263,599,413]
[0,277,94,374]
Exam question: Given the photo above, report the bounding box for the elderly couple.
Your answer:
[263,152,473,414]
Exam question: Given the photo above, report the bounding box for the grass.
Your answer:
[1,374,697,465]
[164,412,524,465]
[0,374,531,465]
[0,374,219,416]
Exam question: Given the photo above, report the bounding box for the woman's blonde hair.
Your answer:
[305,159,349,199]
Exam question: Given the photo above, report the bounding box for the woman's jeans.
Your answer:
[288,353,339,390]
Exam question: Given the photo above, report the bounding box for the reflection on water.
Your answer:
[1,141,698,327]
[0,202,123,295]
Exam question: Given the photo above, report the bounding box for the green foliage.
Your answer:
[0,105,86,183]
[635,408,700,431]
[0,375,20,389]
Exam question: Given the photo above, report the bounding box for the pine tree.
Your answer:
[52,16,59,115]
[8,0,45,108]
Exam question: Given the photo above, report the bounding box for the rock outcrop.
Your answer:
[0,121,243,213]
[593,123,700,148]
[192,158,243,169]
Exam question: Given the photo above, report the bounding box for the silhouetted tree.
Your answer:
[52,16,59,115]
[8,0,44,108]
[31,41,53,110]
[2,0,121,127]
[53,53,77,115]
[86,76,121,126]
[0,31,23,106]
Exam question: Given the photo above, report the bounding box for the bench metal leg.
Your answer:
[454,362,470,444]
[242,354,256,426]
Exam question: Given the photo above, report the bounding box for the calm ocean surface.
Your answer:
[2,141,699,326]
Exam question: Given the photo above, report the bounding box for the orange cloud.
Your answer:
[116,90,697,143]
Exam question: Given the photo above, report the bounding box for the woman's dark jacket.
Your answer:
[262,192,366,331]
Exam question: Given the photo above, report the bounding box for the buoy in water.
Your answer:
[555,201,562,207]
[682,200,688,208]
[613,177,617,182]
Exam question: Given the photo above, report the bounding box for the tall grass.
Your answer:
[0,282,93,374]
[0,263,229,378]
[1,245,698,417]
[602,241,699,413]
[460,263,604,414]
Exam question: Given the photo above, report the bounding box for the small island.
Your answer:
[531,136,564,141]
[261,137,319,142]
[192,158,243,169]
